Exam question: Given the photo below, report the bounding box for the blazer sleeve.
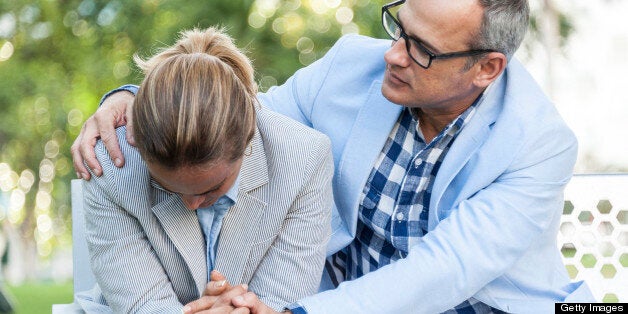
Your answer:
[247,135,334,311]
[298,110,579,312]
[80,140,184,313]
[256,36,353,127]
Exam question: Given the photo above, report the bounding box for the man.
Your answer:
[72,0,594,312]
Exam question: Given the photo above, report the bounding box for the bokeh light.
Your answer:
[0,164,18,192]
[45,140,60,159]
[18,170,35,192]
[296,36,314,53]
[31,22,52,40]
[67,108,84,127]
[36,190,52,210]
[0,41,14,61]
[8,189,25,224]
[39,159,55,183]
[335,7,354,25]
[0,13,17,38]
[248,12,267,29]
[256,0,280,18]
[113,61,130,79]
[325,0,342,9]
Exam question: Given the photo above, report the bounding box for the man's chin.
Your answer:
[381,83,407,107]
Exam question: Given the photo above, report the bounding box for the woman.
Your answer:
[76,27,333,313]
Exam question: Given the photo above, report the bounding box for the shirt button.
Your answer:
[396,212,404,220]
[414,158,423,168]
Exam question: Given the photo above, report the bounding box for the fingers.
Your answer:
[232,292,277,314]
[72,91,132,178]
[70,132,91,180]
[202,279,230,297]
[210,270,227,282]
[94,107,125,169]
[231,307,252,314]
[73,118,105,178]
[125,96,136,146]
[203,270,231,297]
[184,284,248,314]
[231,292,257,308]
[194,306,250,314]
[211,284,248,308]
[97,90,136,162]
[183,295,219,314]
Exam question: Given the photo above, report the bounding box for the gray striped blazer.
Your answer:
[76,106,333,313]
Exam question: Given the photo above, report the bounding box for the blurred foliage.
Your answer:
[528,6,575,54]
[0,0,388,278]
[0,0,570,280]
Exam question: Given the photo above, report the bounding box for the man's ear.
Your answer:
[473,52,507,88]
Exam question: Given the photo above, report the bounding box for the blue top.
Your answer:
[196,175,240,278]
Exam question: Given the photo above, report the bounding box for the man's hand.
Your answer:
[71,90,135,180]
[183,270,251,314]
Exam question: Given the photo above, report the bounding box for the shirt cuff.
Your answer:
[285,302,308,314]
[98,84,139,107]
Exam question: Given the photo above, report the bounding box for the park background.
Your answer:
[0,0,627,312]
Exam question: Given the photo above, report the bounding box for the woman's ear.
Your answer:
[473,52,507,88]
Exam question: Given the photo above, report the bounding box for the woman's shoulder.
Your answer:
[92,126,150,187]
[257,106,330,153]
[253,106,333,187]
[256,105,330,146]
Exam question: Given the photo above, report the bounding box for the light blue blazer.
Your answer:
[258,34,594,313]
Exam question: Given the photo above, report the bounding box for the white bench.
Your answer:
[52,180,93,314]
[559,173,628,302]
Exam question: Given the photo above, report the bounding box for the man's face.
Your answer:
[381,0,485,115]
[147,158,242,210]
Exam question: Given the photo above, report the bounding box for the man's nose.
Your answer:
[384,38,412,68]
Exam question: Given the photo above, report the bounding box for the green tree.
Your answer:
[0,0,571,282]
[0,0,387,282]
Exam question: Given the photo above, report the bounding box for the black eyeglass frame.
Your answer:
[381,0,498,69]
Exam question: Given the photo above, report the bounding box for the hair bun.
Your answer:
[134,27,256,96]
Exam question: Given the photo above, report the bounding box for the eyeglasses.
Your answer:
[381,0,498,69]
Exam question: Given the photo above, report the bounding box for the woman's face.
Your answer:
[147,158,243,210]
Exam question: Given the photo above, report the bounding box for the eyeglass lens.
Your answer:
[382,8,431,68]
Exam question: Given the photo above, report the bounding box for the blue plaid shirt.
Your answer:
[325,104,506,314]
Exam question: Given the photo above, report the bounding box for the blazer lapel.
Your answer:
[336,80,403,237]
[214,130,268,284]
[151,195,207,295]
[429,72,507,225]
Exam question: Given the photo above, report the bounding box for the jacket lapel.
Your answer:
[214,130,268,284]
[429,72,507,225]
[336,80,402,237]
[151,195,207,295]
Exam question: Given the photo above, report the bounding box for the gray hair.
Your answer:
[474,0,530,60]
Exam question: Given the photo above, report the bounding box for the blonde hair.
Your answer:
[132,27,257,168]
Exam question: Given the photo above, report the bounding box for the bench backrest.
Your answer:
[71,179,95,297]
[559,174,628,302]
[67,175,627,302]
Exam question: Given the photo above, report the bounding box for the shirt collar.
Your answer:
[410,89,486,142]
[218,171,240,206]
